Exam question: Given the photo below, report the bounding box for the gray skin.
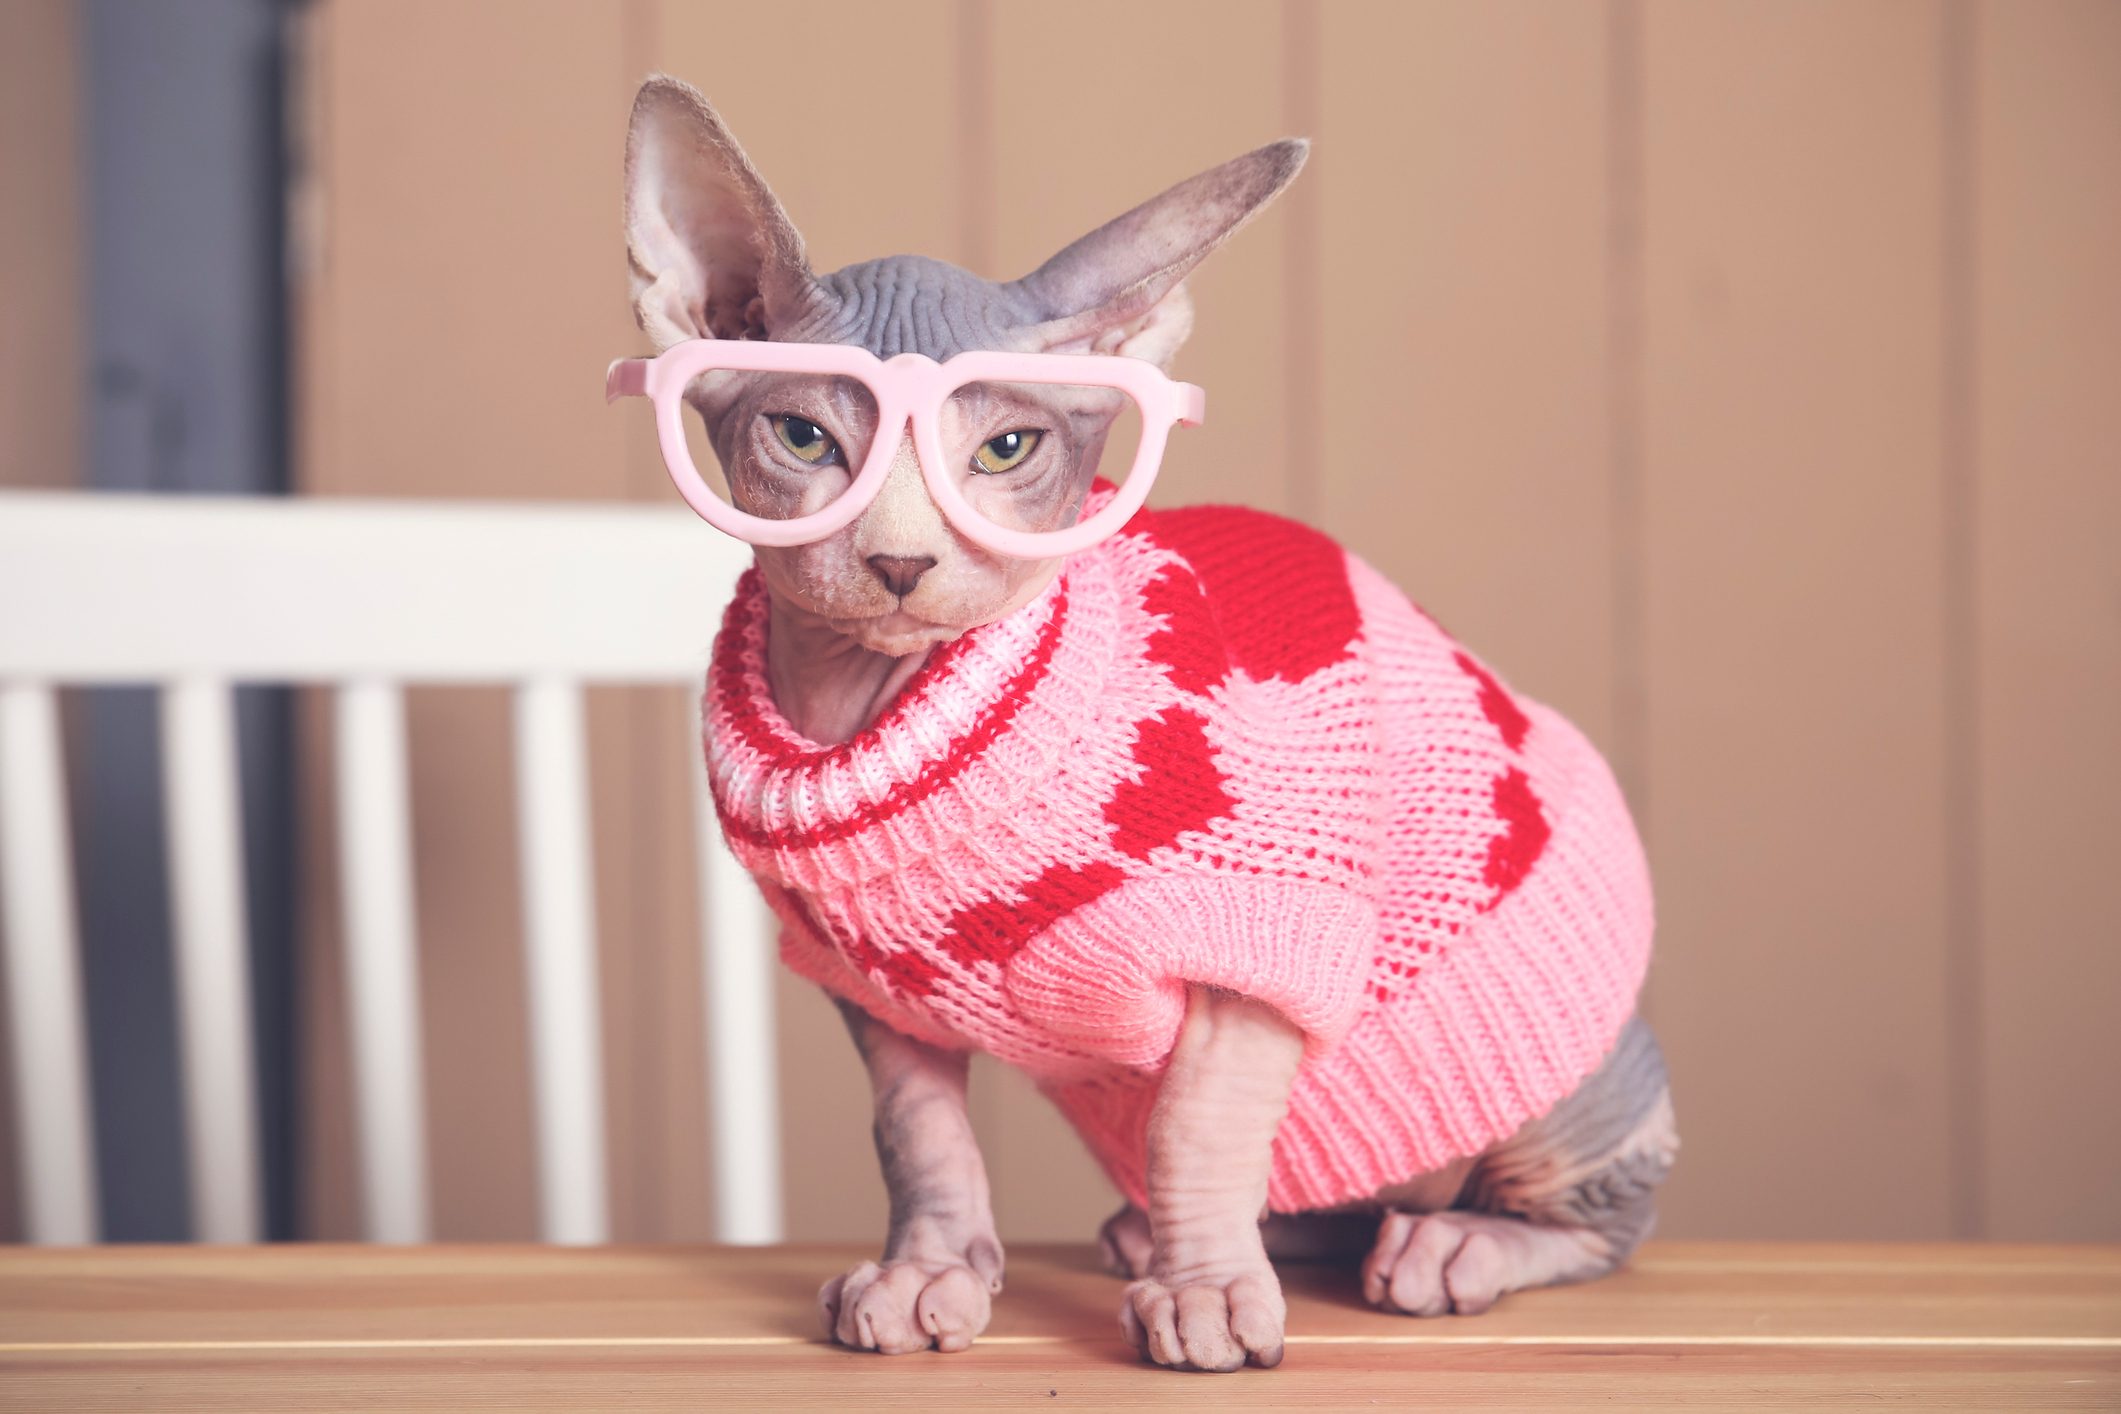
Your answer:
[624,75,1678,1371]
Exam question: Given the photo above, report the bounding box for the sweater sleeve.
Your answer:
[1003,875,1378,1068]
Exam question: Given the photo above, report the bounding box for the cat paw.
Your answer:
[1119,1266,1286,1372]
[819,1255,999,1354]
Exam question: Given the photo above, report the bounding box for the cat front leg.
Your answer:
[1123,987,1304,1372]
[818,1000,1004,1355]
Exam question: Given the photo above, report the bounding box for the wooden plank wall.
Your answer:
[270,0,2120,1246]
[1637,2,1959,1241]
[1970,0,2121,1242]
[0,0,80,500]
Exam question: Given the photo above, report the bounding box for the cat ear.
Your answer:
[1008,139,1307,368]
[624,75,819,347]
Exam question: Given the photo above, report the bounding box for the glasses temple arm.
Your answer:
[1178,383,1207,428]
[605,358,652,404]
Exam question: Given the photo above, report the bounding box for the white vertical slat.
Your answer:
[334,680,431,1243]
[160,677,262,1244]
[512,677,608,1245]
[0,683,100,1244]
[689,716,783,1244]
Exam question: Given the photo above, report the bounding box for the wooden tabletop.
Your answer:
[1,1242,2116,1411]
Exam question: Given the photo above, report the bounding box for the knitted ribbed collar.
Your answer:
[704,554,1122,858]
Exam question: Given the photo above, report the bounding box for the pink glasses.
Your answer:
[605,340,1206,558]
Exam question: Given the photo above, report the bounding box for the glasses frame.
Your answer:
[605,339,1206,558]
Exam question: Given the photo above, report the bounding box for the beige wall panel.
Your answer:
[1972,0,2121,1241]
[987,0,1302,520]
[647,2,965,282]
[1318,1,1618,756]
[292,692,361,1240]
[1639,1,1954,1238]
[401,687,539,1239]
[298,1,636,503]
[770,973,890,1243]
[966,1057,1114,1245]
[645,0,967,1242]
[596,685,716,1242]
[0,0,80,495]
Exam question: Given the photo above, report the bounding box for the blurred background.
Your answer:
[1,0,2115,1247]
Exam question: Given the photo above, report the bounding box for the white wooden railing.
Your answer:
[0,491,778,1246]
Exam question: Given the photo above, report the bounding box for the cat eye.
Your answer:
[972,429,1040,475]
[773,415,837,465]
[608,341,1205,558]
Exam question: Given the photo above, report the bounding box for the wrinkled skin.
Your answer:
[817,1000,1003,1355]
[623,74,1677,1369]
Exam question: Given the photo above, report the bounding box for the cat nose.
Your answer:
[866,554,937,597]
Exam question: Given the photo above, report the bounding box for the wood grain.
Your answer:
[6,1348,2117,1414]
[0,1243,2114,1411]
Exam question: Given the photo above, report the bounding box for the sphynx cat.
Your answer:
[623,76,1677,1372]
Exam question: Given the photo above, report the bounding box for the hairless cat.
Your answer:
[620,75,1677,1372]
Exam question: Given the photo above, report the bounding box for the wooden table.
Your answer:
[1,1242,2116,1410]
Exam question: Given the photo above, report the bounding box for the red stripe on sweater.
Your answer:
[788,890,951,1000]
[933,860,1127,970]
[711,578,1071,850]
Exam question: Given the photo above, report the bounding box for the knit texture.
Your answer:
[703,496,1654,1212]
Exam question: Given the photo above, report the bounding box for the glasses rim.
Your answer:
[605,339,1206,557]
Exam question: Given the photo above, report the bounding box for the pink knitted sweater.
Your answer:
[703,499,1653,1213]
